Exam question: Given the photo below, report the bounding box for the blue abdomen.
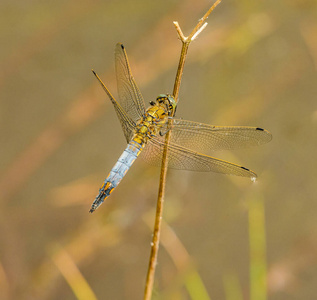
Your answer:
[89,140,143,212]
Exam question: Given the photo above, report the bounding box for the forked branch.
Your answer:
[143,1,222,299]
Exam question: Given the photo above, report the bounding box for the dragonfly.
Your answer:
[89,43,272,213]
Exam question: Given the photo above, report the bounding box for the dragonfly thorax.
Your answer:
[154,94,176,116]
[133,102,170,145]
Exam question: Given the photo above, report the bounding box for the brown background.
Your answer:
[1,0,317,299]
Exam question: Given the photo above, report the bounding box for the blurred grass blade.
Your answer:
[185,271,211,300]
[52,246,97,300]
[222,271,243,300]
[144,212,211,299]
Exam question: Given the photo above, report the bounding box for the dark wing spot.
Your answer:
[241,166,250,171]
[256,127,264,131]
[120,44,125,49]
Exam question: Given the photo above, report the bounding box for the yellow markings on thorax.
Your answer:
[132,104,169,146]
[147,105,167,120]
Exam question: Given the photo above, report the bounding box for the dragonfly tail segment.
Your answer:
[89,182,114,213]
[89,139,143,213]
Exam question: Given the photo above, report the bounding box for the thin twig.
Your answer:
[173,21,187,42]
[143,1,222,299]
[192,22,208,41]
[187,0,222,42]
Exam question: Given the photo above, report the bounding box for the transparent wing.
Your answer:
[169,119,272,153]
[92,70,136,142]
[115,43,146,123]
[141,136,257,178]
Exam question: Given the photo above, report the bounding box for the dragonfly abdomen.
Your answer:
[89,139,144,213]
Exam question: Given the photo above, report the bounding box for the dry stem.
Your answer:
[143,1,222,299]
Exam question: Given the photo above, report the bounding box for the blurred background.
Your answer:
[1,0,317,299]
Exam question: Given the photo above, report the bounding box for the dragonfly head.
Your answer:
[156,94,177,116]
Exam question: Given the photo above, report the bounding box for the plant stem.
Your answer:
[143,1,222,299]
[143,129,170,300]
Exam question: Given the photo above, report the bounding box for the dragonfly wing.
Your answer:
[142,136,257,178]
[92,71,136,142]
[169,119,272,153]
[115,43,146,123]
